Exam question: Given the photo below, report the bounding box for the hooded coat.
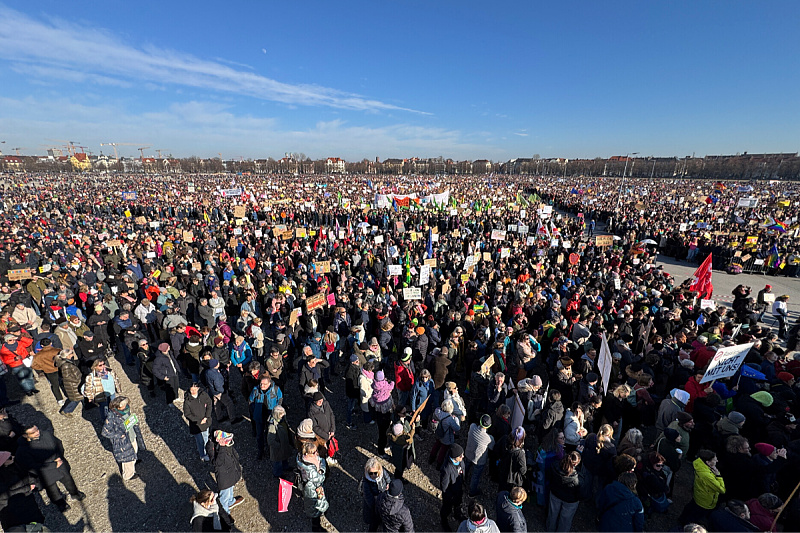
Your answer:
[360,467,391,525]
[596,480,645,532]
[101,408,145,463]
[376,490,415,533]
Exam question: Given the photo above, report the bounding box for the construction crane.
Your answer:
[155,149,171,159]
[100,142,140,159]
[138,146,151,160]
[47,140,80,155]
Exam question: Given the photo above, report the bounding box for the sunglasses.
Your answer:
[368,471,380,478]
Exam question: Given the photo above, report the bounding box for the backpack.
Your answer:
[433,411,452,440]
[627,385,640,406]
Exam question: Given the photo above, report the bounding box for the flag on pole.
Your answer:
[427,228,433,259]
[740,364,767,381]
[536,222,549,237]
[767,244,781,267]
[392,198,398,213]
[689,254,713,298]
[278,478,293,512]
[598,332,613,395]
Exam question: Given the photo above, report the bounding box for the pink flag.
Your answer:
[278,478,293,513]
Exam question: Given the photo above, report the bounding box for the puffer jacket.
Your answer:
[82,370,121,402]
[596,480,645,532]
[206,441,242,491]
[359,370,374,412]
[376,490,414,533]
[0,336,33,369]
[101,408,145,463]
[296,454,329,518]
[691,457,725,510]
[394,361,415,392]
[371,378,395,404]
[495,491,526,533]
[55,357,84,402]
[183,340,204,376]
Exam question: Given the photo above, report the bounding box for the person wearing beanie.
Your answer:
[464,414,496,497]
[308,391,337,465]
[738,391,773,442]
[656,427,683,476]
[344,353,362,430]
[665,411,694,457]
[656,387,689,435]
[746,493,784,532]
[440,443,465,531]
[719,435,785,501]
[370,370,395,456]
[457,500,500,533]
[205,430,244,514]
[715,411,746,447]
[414,325,429,362]
[578,371,599,404]
[388,417,415,482]
[376,477,414,533]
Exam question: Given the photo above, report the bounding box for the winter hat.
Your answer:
[754,443,776,456]
[158,342,170,352]
[672,389,691,405]
[450,443,464,458]
[297,419,316,439]
[480,414,492,429]
[214,430,233,446]
[777,372,794,383]
[664,428,680,442]
[392,423,403,437]
[388,479,404,497]
[416,327,425,335]
[530,375,543,387]
[751,391,774,407]
[728,411,746,425]
[586,372,599,384]
[350,354,359,363]
[209,359,219,368]
[312,392,324,402]
[676,412,693,425]
[376,370,385,381]
[401,347,412,362]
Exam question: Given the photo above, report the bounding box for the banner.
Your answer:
[700,343,754,383]
[121,191,137,201]
[595,235,614,247]
[598,333,613,395]
[403,287,422,300]
[219,188,243,197]
[278,478,293,512]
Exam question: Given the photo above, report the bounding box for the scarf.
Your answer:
[191,501,222,531]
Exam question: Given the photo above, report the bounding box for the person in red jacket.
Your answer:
[683,370,713,413]
[0,333,38,396]
[394,348,416,409]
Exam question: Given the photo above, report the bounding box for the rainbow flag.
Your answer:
[767,244,781,268]
[768,219,788,233]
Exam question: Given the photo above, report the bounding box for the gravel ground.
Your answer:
[5,351,698,533]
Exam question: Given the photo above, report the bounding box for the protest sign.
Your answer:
[762,293,775,303]
[419,265,430,285]
[403,287,422,300]
[595,235,614,247]
[106,239,122,247]
[326,293,336,307]
[700,343,754,383]
[289,307,302,327]
[121,191,137,201]
[598,333,613,394]
[490,230,506,240]
[374,235,384,244]
[7,268,32,281]
[233,205,246,218]
[316,261,331,274]
[388,265,402,276]
[424,258,437,268]
[306,292,326,312]
[182,231,194,243]
[500,248,510,259]
[700,299,716,310]
[295,227,307,238]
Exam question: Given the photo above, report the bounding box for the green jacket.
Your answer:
[692,457,725,510]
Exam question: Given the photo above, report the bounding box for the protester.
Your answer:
[101,396,146,481]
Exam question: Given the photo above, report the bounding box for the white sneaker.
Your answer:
[57,399,66,407]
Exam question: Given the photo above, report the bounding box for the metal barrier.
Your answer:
[727,254,769,275]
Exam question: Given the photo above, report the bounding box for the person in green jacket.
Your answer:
[680,449,725,526]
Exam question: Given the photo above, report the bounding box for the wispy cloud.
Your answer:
[513,132,529,137]
[0,5,425,114]
[0,97,486,160]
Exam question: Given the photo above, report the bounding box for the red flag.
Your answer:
[278,478,293,513]
[689,254,713,298]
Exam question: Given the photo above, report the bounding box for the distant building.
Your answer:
[325,157,346,173]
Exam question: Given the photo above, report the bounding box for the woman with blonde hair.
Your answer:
[582,424,617,494]
[602,383,630,439]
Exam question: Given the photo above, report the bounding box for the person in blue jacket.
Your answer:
[248,375,283,460]
[230,335,252,370]
[596,472,645,532]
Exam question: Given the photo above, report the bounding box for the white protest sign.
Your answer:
[614,278,621,290]
[700,299,716,310]
[374,235,384,244]
[526,236,535,246]
[500,248,510,259]
[419,265,430,285]
[491,229,506,241]
[403,287,422,300]
[700,343,754,384]
[388,264,402,276]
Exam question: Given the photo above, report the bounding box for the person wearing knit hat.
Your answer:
[754,442,776,458]
[440,441,466,531]
[297,418,316,439]
[400,346,412,362]
[376,478,414,533]
[208,430,245,513]
[776,372,795,385]
[464,414,494,497]
[728,411,746,425]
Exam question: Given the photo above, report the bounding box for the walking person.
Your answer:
[15,425,85,513]
[31,338,64,406]
[772,295,790,339]
[464,414,495,497]
[370,370,395,456]
[308,392,338,465]
[202,358,237,423]
[429,400,460,469]
[205,430,245,514]
[183,382,214,462]
[101,396,146,481]
[296,442,329,532]
[55,348,84,417]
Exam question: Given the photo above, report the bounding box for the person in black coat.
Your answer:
[152,342,181,404]
[0,451,43,531]
[308,392,337,462]
[0,408,23,454]
[15,425,85,512]
[539,390,565,440]
[376,479,414,533]
[440,443,465,532]
[708,499,759,532]
[344,355,362,429]
[184,382,214,461]
[205,430,244,514]
[495,487,528,533]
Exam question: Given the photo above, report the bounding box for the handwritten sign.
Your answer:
[182,231,194,243]
[595,235,614,247]
[121,191,137,201]
[388,264,402,276]
[490,229,506,241]
[316,261,331,274]
[306,292,326,312]
[423,258,437,268]
[106,239,122,247]
[403,287,422,300]
[296,228,307,239]
[233,205,246,218]
[569,253,580,265]
[700,299,716,310]
[326,293,336,307]
[135,216,147,225]
[7,268,32,281]
[289,307,302,327]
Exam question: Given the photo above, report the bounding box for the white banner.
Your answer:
[598,333,613,395]
[700,343,754,384]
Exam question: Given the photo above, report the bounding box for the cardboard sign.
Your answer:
[490,229,506,241]
[233,205,246,218]
[7,268,32,281]
[403,287,422,300]
[740,254,752,262]
[296,228,307,238]
[316,261,331,274]
[569,253,580,265]
[306,292,326,312]
[106,239,122,247]
[192,262,202,271]
[289,307,302,327]
[482,252,492,262]
[395,222,406,233]
[595,235,614,247]
[700,343,754,383]
[135,216,147,225]
[481,354,495,375]
[762,293,775,303]
[281,230,293,241]
[424,258,437,268]
[182,231,194,243]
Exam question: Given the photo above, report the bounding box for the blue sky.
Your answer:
[1,1,798,161]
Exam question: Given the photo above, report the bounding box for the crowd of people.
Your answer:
[0,171,798,532]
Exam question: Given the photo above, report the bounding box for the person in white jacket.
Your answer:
[444,381,467,422]
[772,295,789,339]
[563,403,588,450]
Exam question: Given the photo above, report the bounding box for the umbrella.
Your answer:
[357,222,370,228]
[612,236,622,241]
[640,239,658,245]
